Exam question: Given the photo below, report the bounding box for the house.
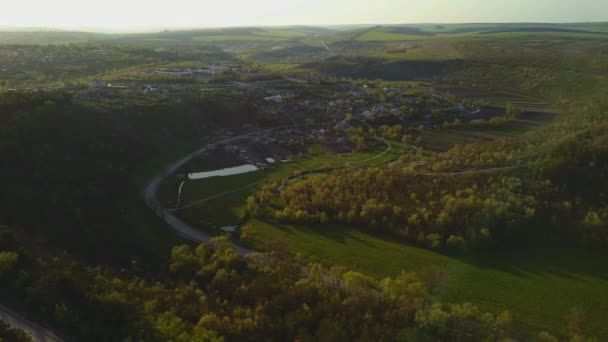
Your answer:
[220,225,238,233]
[361,111,375,120]
[107,83,129,89]
[371,104,384,114]
[141,85,157,95]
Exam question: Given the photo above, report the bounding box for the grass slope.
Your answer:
[245,219,608,338]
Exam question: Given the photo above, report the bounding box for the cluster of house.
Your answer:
[253,83,483,129]
[152,65,248,77]
[88,79,193,96]
[204,124,346,172]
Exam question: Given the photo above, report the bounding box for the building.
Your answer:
[264,95,283,103]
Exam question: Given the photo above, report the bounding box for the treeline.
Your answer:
[1,226,586,341]
[250,100,608,251]
[0,320,31,342]
[252,141,606,252]
[0,90,256,265]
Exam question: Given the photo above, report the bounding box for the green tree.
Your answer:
[0,251,18,279]
[446,235,466,253]
[505,103,522,119]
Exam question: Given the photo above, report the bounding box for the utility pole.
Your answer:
[176,48,179,69]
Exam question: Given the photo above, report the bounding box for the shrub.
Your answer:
[446,235,466,253]
[426,234,442,250]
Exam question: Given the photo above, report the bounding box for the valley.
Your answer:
[0,21,607,341]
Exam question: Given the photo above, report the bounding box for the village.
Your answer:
[173,79,495,182]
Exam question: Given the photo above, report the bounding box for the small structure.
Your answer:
[264,95,283,103]
[220,226,238,233]
[265,158,276,164]
[141,85,157,95]
[188,164,259,180]
[107,83,129,89]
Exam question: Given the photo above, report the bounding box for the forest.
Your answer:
[0,90,256,265]
[1,226,590,341]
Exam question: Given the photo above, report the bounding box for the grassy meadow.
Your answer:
[244,219,608,338]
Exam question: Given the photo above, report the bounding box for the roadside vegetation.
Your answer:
[0,319,31,342]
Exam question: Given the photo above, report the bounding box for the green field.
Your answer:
[355,24,608,42]
[357,27,431,41]
[161,142,412,230]
[260,28,310,38]
[244,219,608,338]
[193,35,284,42]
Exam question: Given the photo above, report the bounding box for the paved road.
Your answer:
[143,124,323,256]
[0,304,63,342]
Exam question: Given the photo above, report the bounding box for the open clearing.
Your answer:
[159,142,411,231]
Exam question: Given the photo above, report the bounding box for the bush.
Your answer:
[0,251,18,279]
[0,320,32,342]
[426,234,442,250]
[505,103,522,119]
[470,119,488,127]
[446,235,466,253]
[489,116,510,126]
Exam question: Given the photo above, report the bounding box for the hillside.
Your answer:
[0,22,607,341]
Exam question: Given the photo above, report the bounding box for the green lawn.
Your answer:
[245,219,608,339]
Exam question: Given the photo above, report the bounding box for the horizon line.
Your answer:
[1,21,607,34]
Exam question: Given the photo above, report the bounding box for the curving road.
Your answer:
[143,124,323,256]
[0,304,63,342]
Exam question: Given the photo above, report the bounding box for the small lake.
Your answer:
[188,164,259,180]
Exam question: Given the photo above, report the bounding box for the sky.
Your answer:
[1,0,607,32]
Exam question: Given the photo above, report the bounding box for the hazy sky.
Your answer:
[1,0,607,31]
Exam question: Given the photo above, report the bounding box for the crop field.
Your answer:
[244,219,608,338]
